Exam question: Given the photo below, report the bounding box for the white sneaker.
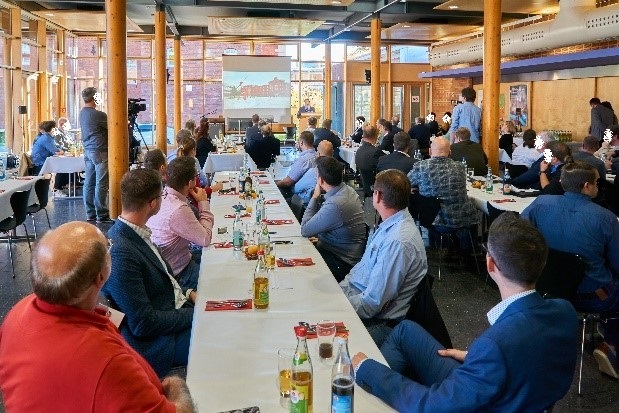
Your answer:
[54,190,68,198]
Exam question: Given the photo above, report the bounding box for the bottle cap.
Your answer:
[257,250,265,256]
[294,325,307,337]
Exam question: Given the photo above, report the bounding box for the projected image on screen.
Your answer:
[223,72,290,109]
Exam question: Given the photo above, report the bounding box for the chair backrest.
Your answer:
[536,248,586,301]
[34,178,51,209]
[486,201,510,227]
[409,193,441,228]
[18,152,33,177]
[10,189,32,226]
[290,194,305,222]
[506,163,528,180]
[405,276,453,349]
[359,168,376,198]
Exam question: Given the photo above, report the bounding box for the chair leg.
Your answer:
[31,215,38,239]
[44,208,51,229]
[438,234,444,281]
[468,229,481,276]
[578,316,587,396]
[22,224,32,251]
[8,232,15,278]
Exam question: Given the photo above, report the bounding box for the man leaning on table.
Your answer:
[276,131,317,199]
[148,157,215,290]
[301,156,366,282]
[340,169,427,347]
[294,140,334,206]
[103,169,194,378]
[508,130,554,189]
[522,161,619,379]
[352,213,578,413]
[0,221,196,412]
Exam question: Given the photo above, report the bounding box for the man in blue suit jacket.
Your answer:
[352,213,578,412]
[103,169,194,377]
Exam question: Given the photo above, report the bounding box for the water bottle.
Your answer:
[485,166,493,193]
[255,192,264,224]
[232,211,244,250]
[461,157,467,169]
[502,168,511,194]
[331,337,354,413]
[0,157,5,181]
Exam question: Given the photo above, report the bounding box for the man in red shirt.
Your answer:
[0,221,196,412]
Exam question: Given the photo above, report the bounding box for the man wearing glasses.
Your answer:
[103,169,195,378]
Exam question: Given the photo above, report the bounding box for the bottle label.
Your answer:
[331,394,352,413]
[290,385,309,413]
[233,230,243,247]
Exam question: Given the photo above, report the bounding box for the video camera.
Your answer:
[128,98,146,117]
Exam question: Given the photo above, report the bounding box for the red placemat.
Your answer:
[265,199,280,205]
[263,219,293,225]
[205,299,252,311]
[224,213,251,218]
[213,242,233,248]
[276,258,315,267]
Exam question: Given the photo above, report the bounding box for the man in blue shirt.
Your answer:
[448,87,481,144]
[276,131,316,200]
[340,169,427,346]
[30,121,64,175]
[293,140,333,205]
[522,161,619,378]
[351,213,578,413]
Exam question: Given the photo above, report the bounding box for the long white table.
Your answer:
[0,177,41,222]
[187,171,394,413]
[339,146,358,171]
[39,155,85,199]
[203,149,258,174]
[467,181,535,215]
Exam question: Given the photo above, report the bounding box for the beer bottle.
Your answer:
[253,251,269,310]
[290,326,313,413]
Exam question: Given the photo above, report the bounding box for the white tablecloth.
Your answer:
[607,173,616,184]
[339,146,358,171]
[467,181,535,214]
[0,177,41,222]
[38,155,85,174]
[186,171,394,413]
[203,151,256,174]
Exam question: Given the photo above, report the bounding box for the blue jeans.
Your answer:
[177,258,200,290]
[574,280,619,347]
[380,320,460,385]
[83,150,109,219]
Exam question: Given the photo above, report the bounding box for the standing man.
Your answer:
[297,98,315,118]
[79,87,111,223]
[340,169,427,346]
[244,113,261,149]
[0,221,196,412]
[351,213,578,412]
[378,121,396,153]
[590,97,615,142]
[449,87,481,144]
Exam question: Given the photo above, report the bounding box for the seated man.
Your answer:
[350,116,365,143]
[276,131,316,199]
[378,121,395,153]
[538,140,571,195]
[407,117,432,156]
[0,222,196,412]
[147,157,215,290]
[352,213,578,412]
[408,137,478,256]
[301,157,367,282]
[449,127,488,176]
[340,169,427,346]
[509,130,554,189]
[521,161,619,378]
[355,124,384,197]
[103,169,194,377]
[595,124,619,161]
[573,135,607,181]
[143,148,168,180]
[294,140,334,206]
[313,118,341,157]
[246,124,281,169]
[377,132,417,174]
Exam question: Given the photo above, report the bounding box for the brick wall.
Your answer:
[430,77,472,117]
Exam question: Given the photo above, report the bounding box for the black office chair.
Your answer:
[505,163,528,179]
[26,177,52,238]
[0,189,33,278]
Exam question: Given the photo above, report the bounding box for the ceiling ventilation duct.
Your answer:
[429,0,619,67]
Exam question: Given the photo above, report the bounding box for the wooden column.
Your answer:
[482,0,501,172]
[58,29,68,121]
[155,5,167,153]
[370,16,381,125]
[324,42,332,119]
[386,45,392,120]
[10,7,23,152]
[106,0,128,218]
[173,35,182,133]
[35,20,48,123]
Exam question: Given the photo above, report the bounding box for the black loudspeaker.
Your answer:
[364,69,371,84]
[18,106,27,115]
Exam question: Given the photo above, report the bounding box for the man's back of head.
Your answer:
[590,97,602,106]
[373,169,411,212]
[546,141,571,164]
[560,161,598,195]
[430,137,451,157]
[316,156,343,187]
[582,135,600,153]
[298,130,315,148]
[487,212,547,288]
[251,114,260,124]
[167,157,197,192]
[363,125,378,143]
[308,117,318,128]
[82,87,97,104]
[461,87,476,103]
[143,149,166,175]
[317,140,334,157]
[383,121,393,133]
[393,132,410,152]
[454,127,471,142]
[120,168,162,214]
[322,119,333,129]
[414,117,424,125]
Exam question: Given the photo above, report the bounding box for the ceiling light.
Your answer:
[45,13,54,16]
[332,0,342,3]
[402,24,411,28]
[449,5,459,9]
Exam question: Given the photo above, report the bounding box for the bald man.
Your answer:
[0,222,195,412]
[294,140,334,206]
[408,137,479,257]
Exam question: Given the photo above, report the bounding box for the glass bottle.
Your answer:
[239,166,247,194]
[502,168,511,194]
[331,338,354,413]
[485,166,494,193]
[232,211,244,250]
[258,222,270,255]
[0,157,5,181]
[245,173,253,195]
[461,157,467,169]
[255,193,264,224]
[253,251,269,310]
[290,326,313,413]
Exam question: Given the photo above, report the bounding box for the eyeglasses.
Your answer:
[149,190,165,203]
[482,242,500,271]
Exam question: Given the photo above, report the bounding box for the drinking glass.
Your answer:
[277,348,295,408]
[467,168,475,179]
[317,320,336,363]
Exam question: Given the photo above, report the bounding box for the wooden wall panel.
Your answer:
[596,77,619,114]
[531,78,595,141]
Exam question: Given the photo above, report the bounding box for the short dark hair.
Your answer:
[298,131,314,147]
[120,169,162,212]
[590,97,601,105]
[363,125,378,140]
[31,233,107,305]
[374,169,411,210]
[393,132,410,151]
[356,116,365,123]
[81,87,97,103]
[308,116,318,127]
[177,136,196,157]
[522,129,537,148]
[488,213,547,286]
[252,114,260,123]
[322,119,332,129]
[316,156,342,187]
[461,87,476,102]
[454,127,471,141]
[383,121,393,132]
[582,135,600,151]
[184,119,196,132]
[167,156,197,191]
[377,118,386,126]
[39,120,56,133]
[560,161,597,193]
[143,149,166,172]
[546,141,571,163]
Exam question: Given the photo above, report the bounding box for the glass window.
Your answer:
[66,57,77,78]
[21,43,38,72]
[128,80,154,142]
[300,62,324,81]
[205,42,250,59]
[182,59,204,80]
[77,57,98,78]
[331,43,345,62]
[346,45,387,62]
[0,38,4,64]
[182,40,204,59]
[392,86,403,123]
[77,37,98,58]
[66,77,77,125]
[331,62,344,82]
[291,62,300,81]
[391,45,429,63]
[291,82,300,116]
[0,69,4,133]
[47,51,58,73]
[65,34,77,58]
[127,40,152,58]
[124,60,152,79]
[183,80,205,122]
[204,61,222,80]
[300,43,325,61]
[254,43,298,60]
[353,84,371,122]
[21,18,36,42]
[46,32,58,51]
[204,82,223,117]
[300,82,324,114]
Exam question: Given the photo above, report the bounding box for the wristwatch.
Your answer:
[539,170,548,176]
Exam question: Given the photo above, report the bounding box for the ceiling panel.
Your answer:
[206,0,355,5]
[31,10,143,33]
[434,0,559,15]
[207,16,324,36]
[381,22,481,42]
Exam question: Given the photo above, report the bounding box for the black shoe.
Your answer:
[96,217,114,224]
